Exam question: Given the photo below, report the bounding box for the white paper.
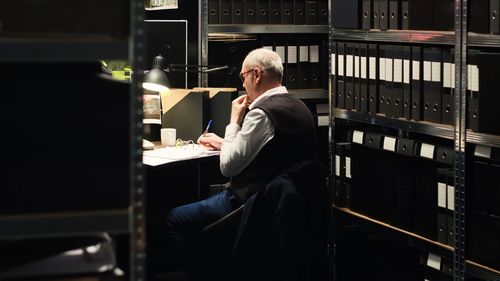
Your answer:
[394,59,403,83]
[276,46,286,62]
[379,58,386,81]
[438,182,447,208]
[310,45,319,63]
[338,55,345,76]
[443,63,452,88]
[300,46,309,62]
[420,143,435,159]
[403,59,410,84]
[412,60,420,80]
[331,55,336,75]
[424,61,432,81]
[143,155,176,166]
[386,58,393,82]
[353,130,364,144]
[143,145,219,161]
[287,46,297,64]
[361,57,367,79]
[383,137,396,152]
[354,56,360,78]
[346,55,354,77]
[346,157,352,178]
[432,61,441,82]
[447,185,455,211]
[474,144,492,158]
[317,115,329,126]
[369,57,377,79]
[335,155,341,176]
[427,253,442,270]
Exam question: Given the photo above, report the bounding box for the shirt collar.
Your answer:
[248,86,288,110]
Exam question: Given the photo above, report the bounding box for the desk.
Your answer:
[143,143,227,278]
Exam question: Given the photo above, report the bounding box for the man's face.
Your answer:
[240,65,257,101]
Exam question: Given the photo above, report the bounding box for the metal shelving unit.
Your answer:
[208,24,329,34]
[331,29,455,45]
[466,131,500,149]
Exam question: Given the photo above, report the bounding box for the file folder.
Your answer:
[286,40,299,89]
[492,0,500,34]
[436,146,454,166]
[392,45,404,118]
[401,0,433,30]
[294,0,306,24]
[345,43,356,110]
[396,137,415,156]
[362,0,373,29]
[232,0,244,24]
[411,46,423,121]
[359,43,369,113]
[368,43,379,113]
[422,47,442,124]
[467,49,479,131]
[309,44,321,88]
[331,0,362,29]
[208,0,219,24]
[257,0,270,23]
[337,42,346,108]
[318,0,329,24]
[384,44,396,117]
[373,0,380,29]
[379,0,389,30]
[281,0,294,24]
[441,48,455,125]
[379,45,390,116]
[269,0,281,23]
[354,44,362,111]
[305,0,319,24]
[298,43,310,89]
[363,132,383,149]
[244,0,257,23]
[389,0,400,30]
[220,0,232,24]
[402,46,412,120]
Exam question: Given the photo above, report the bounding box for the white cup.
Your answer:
[161,128,176,146]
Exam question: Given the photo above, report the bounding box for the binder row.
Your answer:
[208,0,328,25]
[334,128,454,242]
[466,144,500,269]
[331,0,455,31]
[262,36,328,89]
[331,42,500,135]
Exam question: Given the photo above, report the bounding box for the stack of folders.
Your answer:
[331,42,500,135]
[337,128,454,241]
[466,144,500,270]
[208,0,328,24]
[261,35,328,89]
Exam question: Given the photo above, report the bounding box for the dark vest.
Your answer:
[230,94,318,201]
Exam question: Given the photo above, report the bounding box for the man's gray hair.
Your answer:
[243,48,284,82]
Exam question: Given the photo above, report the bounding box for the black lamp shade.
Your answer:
[142,55,170,92]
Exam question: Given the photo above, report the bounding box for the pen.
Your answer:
[203,119,213,136]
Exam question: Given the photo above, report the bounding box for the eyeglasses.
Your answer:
[239,69,254,82]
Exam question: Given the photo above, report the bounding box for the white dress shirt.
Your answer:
[220,86,288,177]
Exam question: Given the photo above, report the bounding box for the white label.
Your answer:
[287,46,297,64]
[338,55,345,76]
[369,57,377,80]
[353,130,364,144]
[346,157,352,178]
[379,58,386,81]
[472,65,479,92]
[386,58,393,82]
[331,55,336,75]
[447,185,455,211]
[335,155,340,176]
[432,61,441,82]
[412,60,420,80]
[403,59,410,84]
[361,57,367,79]
[383,137,397,152]
[427,253,442,270]
[474,145,492,158]
[317,115,329,126]
[316,103,329,114]
[451,63,455,87]
[346,55,353,77]
[276,46,286,62]
[467,64,472,91]
[354,56,360,78]
[438,182,447,208]
[264,45,273,51]
[300,46,309,62]
[423,61,432,81]
[420,143,435,159]
[310,45,319,63]
[443,63,452,88]
[394,59,403,83]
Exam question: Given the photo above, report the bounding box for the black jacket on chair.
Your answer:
[231,158,329,281]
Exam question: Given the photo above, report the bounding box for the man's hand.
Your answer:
[197,133,224,151]
[230,94,250,125]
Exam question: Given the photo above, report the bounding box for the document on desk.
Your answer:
[143,145,220,166]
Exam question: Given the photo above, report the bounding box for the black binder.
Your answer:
[473,51,500,134]
[359,43,369,113]
[389,0,400,29]
[467,49,479,132]
[286,39,299,89]
[368,43,379,113]
[220,0,232,24]
[401,0,433,30]
[441,48,455,126]
[309,43,321,88]
[269,0,281,23]
[331,0,362,29]
[384,44,395,117]
[373,0,380,29]
[402,46,412,120]
[305,0,319,24]
[444,169,455,246]
[378,44,389,116]
[345,43,356,110]
[208,0,219,24]
[392,45,404,118]
[281,0,294,24]
[492,0,500,34]
[331,45,337,107]
[469,0,490,33]
[379,0,389,30]
[318,0,329,24]
[354,43,362,111]
[337,42,347,109]
[422,47,442,124]
[257,0,270,23]
[362,0,373,29]
[294,0,306,24]
[298,42,310,89]
[432,0,454,31]
[334,142,352,208]
[411,46,423,121]
[232,0,244,24]
[244,0,257,23]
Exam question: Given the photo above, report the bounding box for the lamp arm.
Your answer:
[165,64,236,74]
